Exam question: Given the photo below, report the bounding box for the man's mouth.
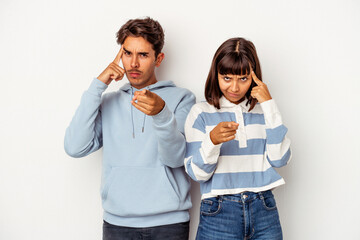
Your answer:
[128,70,142,78]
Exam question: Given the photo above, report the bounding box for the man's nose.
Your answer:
[131,56,139,68]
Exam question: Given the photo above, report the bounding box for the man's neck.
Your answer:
[131,77,158,89]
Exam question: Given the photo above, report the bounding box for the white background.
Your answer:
[1,0,359,239]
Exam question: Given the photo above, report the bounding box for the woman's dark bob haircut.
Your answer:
[205,37,262,111]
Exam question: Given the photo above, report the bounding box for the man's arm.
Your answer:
[64,47,125,157]
[132,89,195,168]
[64,79,107,157]
[152,91,196,168]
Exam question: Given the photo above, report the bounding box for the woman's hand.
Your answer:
[250,71,272,103]
[210,122,239,145]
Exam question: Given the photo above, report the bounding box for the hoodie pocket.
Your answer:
[101,166,181,217]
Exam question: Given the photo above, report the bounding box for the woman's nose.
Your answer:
[230,80,239,92]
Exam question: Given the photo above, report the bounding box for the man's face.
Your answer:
[121,36,164,89]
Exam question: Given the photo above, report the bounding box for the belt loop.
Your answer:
[259,191,264,200]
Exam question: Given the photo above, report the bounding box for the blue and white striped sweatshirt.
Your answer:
[184,96,291,199]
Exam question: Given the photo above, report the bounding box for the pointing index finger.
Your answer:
[113,46,124,65]
[223,122,239,129]
[251,71,263,86]
[133,89,151,99]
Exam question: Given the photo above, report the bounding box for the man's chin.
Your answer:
[129,79,146,89]
[129,78,157,89]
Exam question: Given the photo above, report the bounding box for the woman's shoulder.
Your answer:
[191,101,217,112]
[248,102,264,114]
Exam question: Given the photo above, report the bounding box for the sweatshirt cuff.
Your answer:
[152,104,173,126]
[87,78,108,96]
[260,99,283,128]
[201,132,222,164]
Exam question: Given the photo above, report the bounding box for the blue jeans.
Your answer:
[103,220,189,240]
[196,190,282,240]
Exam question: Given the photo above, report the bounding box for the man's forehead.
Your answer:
[123,36,153,52]
[123,46,150,53]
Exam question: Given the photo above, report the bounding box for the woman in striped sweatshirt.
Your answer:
[184,37,291,240]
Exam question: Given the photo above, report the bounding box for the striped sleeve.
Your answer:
[261,100,292,168]
[184,104,221,182]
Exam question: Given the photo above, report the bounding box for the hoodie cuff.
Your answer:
[260,99,283,128]
[87,78,108,96]
[152,104,173,126]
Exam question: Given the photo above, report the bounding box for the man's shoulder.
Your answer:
[101,89,128,104]
[168,85,194,97]
[157,84,195,101]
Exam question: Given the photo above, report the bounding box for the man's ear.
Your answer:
[155,53,165,67]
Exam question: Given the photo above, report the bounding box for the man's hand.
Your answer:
[250,71,272,103]
[210,122,239,145]
[97,47,125,85]
[131,89,165,116]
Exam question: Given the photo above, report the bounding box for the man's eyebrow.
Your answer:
[123,47,149,55]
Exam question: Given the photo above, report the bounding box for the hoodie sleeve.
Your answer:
[261,99,292,168]
[64,78,108,158]
[152,90,196,168]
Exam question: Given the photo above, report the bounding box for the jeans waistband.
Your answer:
[220,190,273,203]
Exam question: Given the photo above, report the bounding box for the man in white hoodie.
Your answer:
[64,17,195,239]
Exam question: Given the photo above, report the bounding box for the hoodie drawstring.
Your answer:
[131,86,147,138]
[131,87,135,138]
[142,114,146,133]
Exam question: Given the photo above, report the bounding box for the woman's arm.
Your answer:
[184,105,238,182]
[261,100,292,168]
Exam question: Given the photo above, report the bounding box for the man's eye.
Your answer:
[124,51,131,56]
[140,53,148,57]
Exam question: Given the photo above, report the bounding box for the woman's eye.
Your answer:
[240,77,248,81]
[224,76,231,81]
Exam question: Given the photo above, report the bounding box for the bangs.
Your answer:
[217,53,251,76]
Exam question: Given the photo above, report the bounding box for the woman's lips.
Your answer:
[227,92,240,98]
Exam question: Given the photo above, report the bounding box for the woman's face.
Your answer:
[218,72,252,104]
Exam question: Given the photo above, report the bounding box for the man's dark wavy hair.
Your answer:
[116,17,164,57]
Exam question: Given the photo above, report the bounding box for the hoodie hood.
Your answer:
[120,80,176,93]
[120,80,176,138]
